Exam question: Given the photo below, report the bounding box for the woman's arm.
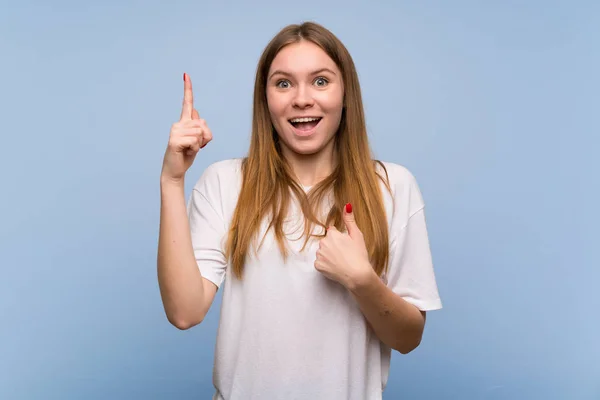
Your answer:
[157,178,217,330]
[349,270,426,354]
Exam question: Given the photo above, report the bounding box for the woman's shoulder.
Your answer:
[203,157,244,175]
[374,160,419,189]
[195,158,243,184]
[375,160,426,213]
[191,158,244,201]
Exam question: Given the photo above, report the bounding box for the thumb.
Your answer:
[342,203,359,238]
[192,109,200,120]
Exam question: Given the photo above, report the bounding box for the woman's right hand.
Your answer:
[161,73,213,184]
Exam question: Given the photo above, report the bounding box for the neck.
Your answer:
[281,141,337,187]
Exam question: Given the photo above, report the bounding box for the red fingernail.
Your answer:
[183,72,187,81]
[345,203,352,213]
[200,143,207,149]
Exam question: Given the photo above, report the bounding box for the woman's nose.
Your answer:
[292,86,314,109]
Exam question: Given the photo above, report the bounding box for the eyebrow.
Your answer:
[268,68,337,81]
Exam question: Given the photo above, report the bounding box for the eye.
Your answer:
[314,77,329,87]
[276,79,291,89]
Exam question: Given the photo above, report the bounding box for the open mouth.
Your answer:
[288,117,322,132]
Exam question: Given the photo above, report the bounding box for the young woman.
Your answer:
[158,21,442,400]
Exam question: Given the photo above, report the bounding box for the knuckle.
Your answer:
[173,123,187,133]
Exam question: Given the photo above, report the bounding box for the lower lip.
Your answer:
[289,119,322,137]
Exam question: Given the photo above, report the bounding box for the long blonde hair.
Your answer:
[225,22,391,279]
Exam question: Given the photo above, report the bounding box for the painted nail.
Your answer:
[183,72,187,81]
[345,203,352,213]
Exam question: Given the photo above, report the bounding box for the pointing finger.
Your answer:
[180,72,194,121]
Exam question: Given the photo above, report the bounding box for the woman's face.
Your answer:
[266,40,344,158]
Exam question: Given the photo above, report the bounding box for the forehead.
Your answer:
[269,40,339,75]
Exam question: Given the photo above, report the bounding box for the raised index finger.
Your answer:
[180,72,194,121]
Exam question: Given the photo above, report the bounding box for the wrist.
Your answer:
[346,264,379,294]
[160,174,185,189]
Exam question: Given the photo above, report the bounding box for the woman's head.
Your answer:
[251,21,367,161]
[266,40,344,158]
[226,22,390,279]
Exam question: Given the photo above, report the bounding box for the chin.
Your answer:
[290,145,323,156]
[284,136,334,157]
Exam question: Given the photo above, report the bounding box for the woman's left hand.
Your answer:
[314,203,374,290]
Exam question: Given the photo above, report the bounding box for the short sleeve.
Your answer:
[187,182,228,289]
[384,172,442,311]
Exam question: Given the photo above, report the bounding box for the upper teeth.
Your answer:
[290,117,320,123]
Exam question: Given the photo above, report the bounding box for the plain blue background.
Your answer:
[1,1,598,399]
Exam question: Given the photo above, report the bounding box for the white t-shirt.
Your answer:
[187,158,442,400]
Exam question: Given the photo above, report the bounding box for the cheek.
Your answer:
[266,92,288,119]
[320,100,344,133]
[319,90,344,116]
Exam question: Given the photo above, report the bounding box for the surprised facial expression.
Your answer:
[266,40,344,157]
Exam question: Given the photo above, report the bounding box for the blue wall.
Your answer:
[1,1,598,398]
